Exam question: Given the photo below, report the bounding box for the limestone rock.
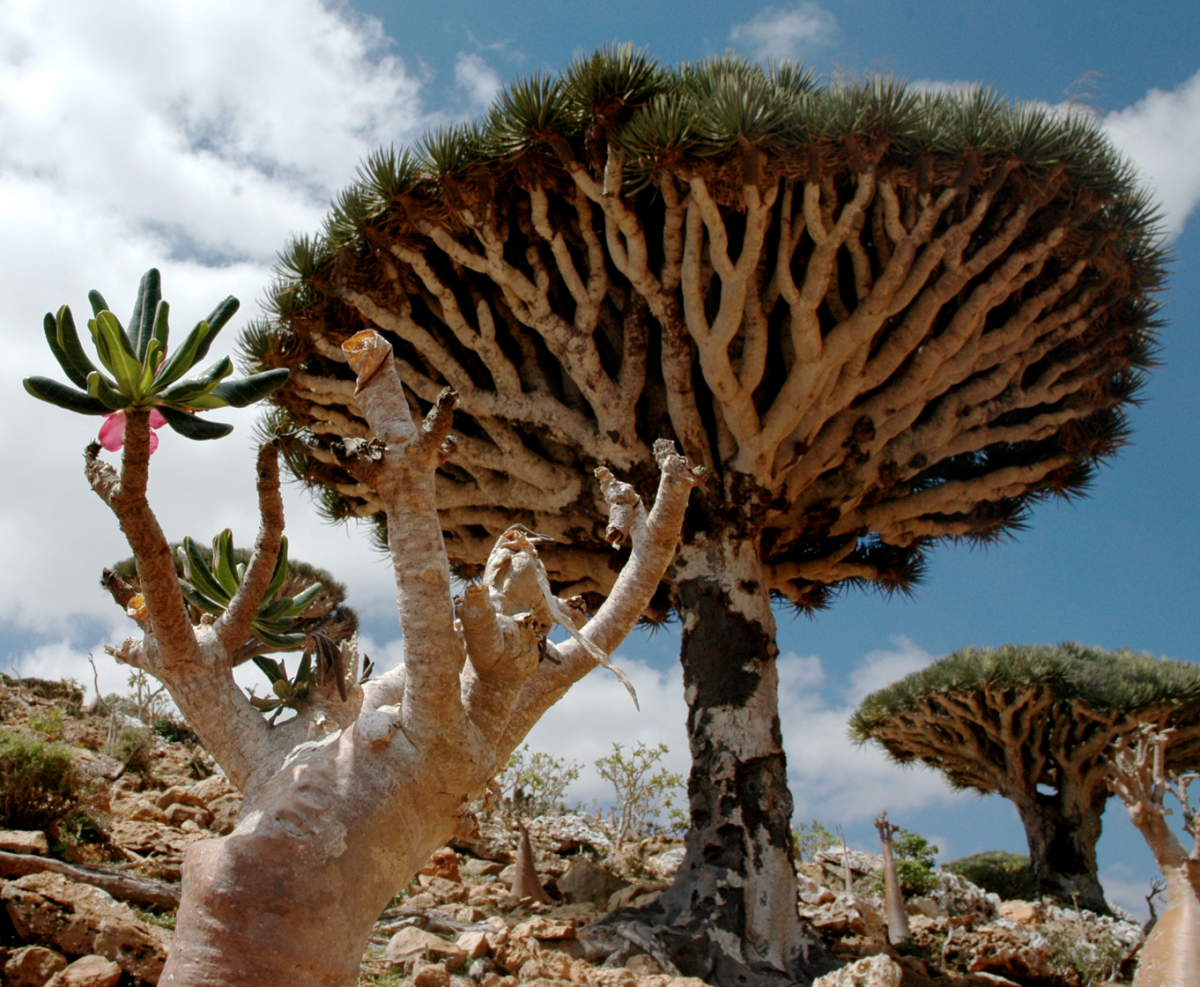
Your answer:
[154,786,207,811]
[419,847,462,883]
[1,872,170,984]
[558,858,629,908]
[996,900,1039,925]
[44,955,123,987]
[205,793,244,836]
[457,930,491,959]
[812,954,904,987]
[643,846,685,881]
[386,926,467,971]
[3,945,68,987]
[0,831,50,856]
[514,916,576,941]
[462,857,506,878]
[163,802,213,829]
[418,874,468,903]
[413,961,451,987]
[800,892,887,941]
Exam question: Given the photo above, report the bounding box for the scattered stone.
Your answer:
[514,916,576,941]
[420,847,463,883]
[154,786,207,811]
[0,831,50,856]
[44,954,123,987]
[463,858,506,879]
[457,930,492,959]
[812,954,904,987]
[558,858,629,908]
[3,945,68,987]
[205,793,244,836]
[997,900,1040,925]
[386,926,467,971]
[163,802,213,829]
[1,872,170,984]
[455,905,489,923]
[642,847,685,881]
[413,961,452,987]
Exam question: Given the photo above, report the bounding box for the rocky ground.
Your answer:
[0,679,1147,987]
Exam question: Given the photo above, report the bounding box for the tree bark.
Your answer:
[651,532,835,987]
[1013,785,1109,913]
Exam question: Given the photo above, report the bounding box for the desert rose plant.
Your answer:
[22,274,701,987]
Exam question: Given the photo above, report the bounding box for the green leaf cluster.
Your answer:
[850,642,1200,741]
[874,827,939,897]
[178,529,319,651]
[944,851,1034,901]
[498,744,583,817]
[24,268,289,440]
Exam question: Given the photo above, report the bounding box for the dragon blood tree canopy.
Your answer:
[850,643,1200,912]
[245,48,1163,614]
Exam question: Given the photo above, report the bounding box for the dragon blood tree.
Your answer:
[850,643,1200,914]
[23,271,701,987]
[246,46,1165,986]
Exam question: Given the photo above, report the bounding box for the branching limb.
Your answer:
[216,444,285,658]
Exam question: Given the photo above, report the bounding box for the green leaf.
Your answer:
[152,320,210,391]
[95,311,143,393]
[87,290,110,318]
[258,597,296,621]
[157,356,234,405]
[252,616,301,634]
[54,306,102,387]
[211,529,240,596]
[181,537,233,606]
[192,296,240,364]
[86,371,132,411]
[249,695,283,712]
[23,376,109,415]
[87,318,116,376]
[253,627,308,650]
[179,580,228,616]
[157,404,233,441]
[138,338,164,394]
[281,581,323,617]
[152,299,171,351]
[259,536,291,605]
[43,311,89,389]
[129,268,162,361]
[210,368,291,408]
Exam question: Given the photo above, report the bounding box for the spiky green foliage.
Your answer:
[23,269,289,440]
[851,643,1200,741]
[111,534,357,665]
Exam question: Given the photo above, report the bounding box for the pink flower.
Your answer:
[99,408,167,454]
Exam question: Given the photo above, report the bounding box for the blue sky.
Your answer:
[1,0,1197,918]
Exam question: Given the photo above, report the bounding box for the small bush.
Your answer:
[154,716,197,745]
[498,745,582,817]
[793,819,837,862]
[107,727,156,775]
[0,728,81,830]
[944,850,1034,900]
[595,741,685,848]
[874,828,939,897]
[28,707,66,741]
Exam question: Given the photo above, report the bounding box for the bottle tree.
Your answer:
[247,47,1165,985]
[850,643,1200,913]
[23,270,701,986]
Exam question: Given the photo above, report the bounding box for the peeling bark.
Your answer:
[644,533,836,987]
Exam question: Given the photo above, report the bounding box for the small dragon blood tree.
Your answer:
[246,45,1165,985]
[23,271,702,987]
[851,643,1200,914]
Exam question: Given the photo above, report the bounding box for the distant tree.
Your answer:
[1109,725,1200,986]
[248,45,1164,985]
[850,643,1200,913]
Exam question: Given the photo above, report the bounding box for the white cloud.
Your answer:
[455,52,502,112]
[1103,68,1200,238]
[730,4,838,62]
[0,0,433,655]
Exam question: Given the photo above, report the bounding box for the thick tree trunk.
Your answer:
[1013,786,1109,913]
[1136,863,1200,987]
[651,533,835,987]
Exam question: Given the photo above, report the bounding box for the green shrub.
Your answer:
[153,716,196,745]
[874,828,939,897]
[944,850,1034,900]
[28,707,66,740]
[106,727,156,775]
[0,728,81,830]
[498,745,582,817]
[594,741,686,847]
[792,819,838,862]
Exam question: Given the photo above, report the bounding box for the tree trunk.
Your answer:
[1135,863,1200,987]
[1013,786,1109,913]
[652,533,835,987]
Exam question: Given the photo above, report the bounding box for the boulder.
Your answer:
[643,846,686,881]
[412,961,451,987]
[44,955,123,987]
[800,893,887,941]
[514,916,576,941]
[1,872,170,984]
[462,858,506,879]
[385,926,467,971]
[154,786,207,811]
[558,858,629,908]
[457,931,491,959]
[417,874,468,903]
[163,803,213,830]
[419,847,462,883]
[3,945,68,987]
[205,793,244,836]
[812,954,904,987]
[0,831,50,856]
[996,900,1039,925]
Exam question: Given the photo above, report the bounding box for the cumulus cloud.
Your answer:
[524,638,961,823]
[455,52,503,112]
[730,3,838,62]
[1103,68,1200,237]
[0,0,432,663]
